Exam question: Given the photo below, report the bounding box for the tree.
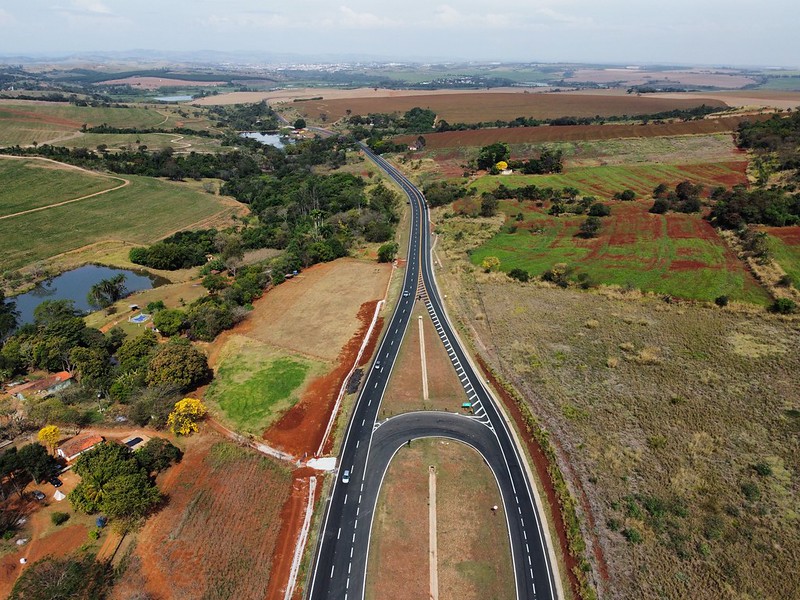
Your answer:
[70,442,141,514]
[37,425,61,455]
[613,189,637,201]
[153,309,186,337]
[167,398,208,435]
[650,198,670,214]
[508,268,530,282]
[770,298,797,314]
[579,216,602,238]
[480,194,499,217]
[202,273,228,294]
[33,300,80,327]
[135,438,182,474]
[10,555,113,600]
[481,256,501,272]
[588,203,611,217]
[17,443,56,484]
[0,290,19,341]
[87,274,127,309]
[293,117,307,129]
[116,329,158,373]
[146,338,211,391]
[69,347,111,389]
[477,142,510,170]
[102,471,162,522]
[377,241,399,263]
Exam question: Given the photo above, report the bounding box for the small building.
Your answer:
[57,434,104,462]
[122,434,150,451]
[13,372,73,401]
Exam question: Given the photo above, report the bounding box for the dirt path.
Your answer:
[0,155,129,220]
[429,465,439,600]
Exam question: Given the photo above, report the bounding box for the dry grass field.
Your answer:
[366,438,515,600]
[435,267,800,599]
[292,92,727,125]
[112,436,293,600]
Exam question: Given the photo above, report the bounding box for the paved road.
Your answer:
[307,144,559,600]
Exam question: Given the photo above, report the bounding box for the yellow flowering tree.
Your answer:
[37,425,61,454]
[167,398,207,435]
[495,160,508,171]
[480,256,501,273]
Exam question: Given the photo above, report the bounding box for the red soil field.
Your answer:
[263,300,384,457]
[396,114,772,149]
[766,225,800,245]
[0,107,83,128]
[296,92,727,124]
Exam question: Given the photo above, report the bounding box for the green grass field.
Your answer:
[58,132,222,153]
[767,228,800,288]
[0,158,120,216]
[465,200,769,303]
[471,162,747,201]
[205,337,321,434]
[0,164,233,269]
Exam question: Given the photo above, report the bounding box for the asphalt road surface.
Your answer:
[307,144,559,600]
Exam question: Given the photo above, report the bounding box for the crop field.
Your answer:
[205,335,324,435]
[0,170,236,269]
[472,161,749,200]
[396,114,770,150]
[462,198,768,303]
[295,92,727,124]
[766,226,800,287]
[366,438,515,600]
[112,436,292,600]
[436,273,800,600]
[0,157,120,217]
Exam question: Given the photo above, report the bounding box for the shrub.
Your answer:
[622,527,643,544]
[51,512,70,526]
[753,462,773,476]
[588,203,611,217]
[614,189,637,201]
[578,216,602,238]
[741,481,761,502]
[714,295,729,307]
[650,198,670,214]
[508,268,530,282]
[769,298,797,314]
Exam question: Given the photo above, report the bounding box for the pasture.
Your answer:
[465,200,768,303]
[58,132,222,153]
[294,91,727,124]
[0,166,236,270]
[472,161,748,200]
[438,278,800,600]
[112,436,292,600]
[766,226,800,288]
[0,157,121,217]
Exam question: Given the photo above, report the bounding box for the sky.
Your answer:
[0,0,796,66]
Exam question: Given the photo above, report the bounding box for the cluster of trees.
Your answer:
[738,111,800,170]
[0,298,211,431]
[130,229,219,270]
[69,438,180,528]
[85,123,215,138]
[709,185,800,228]
[649,181,703,214]
[0,442,57,502]
[473,143,563,174]
[423,181,472,208]
[206,100,281,131]
[9,554,113,600]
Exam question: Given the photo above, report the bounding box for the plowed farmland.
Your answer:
[112,436,292,600]
[395,115,771,149]
[295,92,726,124]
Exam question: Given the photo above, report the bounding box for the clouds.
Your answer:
[0,0,796,66]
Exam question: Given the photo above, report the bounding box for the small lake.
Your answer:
[240,132,292,149]
[153,95,193,102]
[6,265,166,326]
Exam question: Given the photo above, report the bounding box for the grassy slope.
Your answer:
[0,172,231,269]
[205,336,323,435]
[471,162,747,200]
[767,231,800,289]
[0,158,119,216]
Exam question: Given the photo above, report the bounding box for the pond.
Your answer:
[153,95,193,102]
[6,265,166,326]
[240,131,293,149]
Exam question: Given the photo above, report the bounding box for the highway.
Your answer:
[307,143,559,600]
